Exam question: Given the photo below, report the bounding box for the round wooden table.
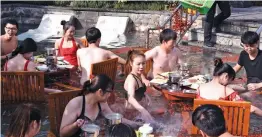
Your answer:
[161,89,196,101]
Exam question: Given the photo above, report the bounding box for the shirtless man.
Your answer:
[77,27,126,85]
[144,29,181,79]
[1,19,18,67]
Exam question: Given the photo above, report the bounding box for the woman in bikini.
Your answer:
[60,74,141,137]
[4,38,61,93]
[122,50,155,123]
[197,57,262,116]
[55,20,84,67]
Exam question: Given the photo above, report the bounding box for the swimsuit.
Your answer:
[72,95,105,137]
[58,37,78,66]
[125,74,147,101]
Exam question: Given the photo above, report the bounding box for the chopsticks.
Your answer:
[157,73,168,79]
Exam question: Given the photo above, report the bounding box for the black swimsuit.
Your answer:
[72,95,105,137]
[125,74,147,101]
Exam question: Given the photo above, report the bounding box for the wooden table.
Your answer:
[162,89,196,101]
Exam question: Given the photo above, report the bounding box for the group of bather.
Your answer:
[1,18,262,137]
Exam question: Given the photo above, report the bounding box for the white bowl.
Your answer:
[36,58,46,63]
[36,65,48,72]
[57,64,66,70]
[57,56,64,61]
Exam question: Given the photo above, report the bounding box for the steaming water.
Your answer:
[2,44,262,136]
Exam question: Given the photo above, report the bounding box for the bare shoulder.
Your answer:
[225,86,236,95]
[27,61,37,71]
[77,47,86,54]
[145,46,158,56]
[74,38,83,45]
[55,38,62,44]
[149,46,158,52]
[124,74,136,85]
[67,96,82,109]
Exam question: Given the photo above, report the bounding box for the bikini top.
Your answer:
[72,95,105,137]
[125,74,147,101]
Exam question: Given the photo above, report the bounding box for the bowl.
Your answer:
[81,124,100,136]
[168,73,181,84]
[36,58,46,63]
[57,64,66,70]
[45,48,56,56]
[57,56,64,61]
[36,65,48,72]
[105,113,123,126]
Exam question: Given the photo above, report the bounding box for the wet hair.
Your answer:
[85,27,101,44]
[6,103,41,137]
[109,123,137,137]
[241,31,259,45]
[192,104,226,137]
[159,29,177,44]
[81,74,114,95]
[4,18,19,29]
[125,49,145,75]
[61,20,74,34]
[11,38,37,57]
[213,57,236,80]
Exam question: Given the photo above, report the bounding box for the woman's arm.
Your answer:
[54,39,60,56]
[75,38,85,48]
[125,76,146,112]
[60,98,84,137]
[251,105,262,117]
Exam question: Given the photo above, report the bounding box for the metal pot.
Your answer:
[168,73,181,84]
[81,124,100,137]
[45,48,56,56]
[105,113,123,126]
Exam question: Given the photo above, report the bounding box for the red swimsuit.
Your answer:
[58,37,78,66]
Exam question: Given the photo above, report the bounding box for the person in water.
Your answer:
[192,104,235,137]
[234,31,262,91]
[77,27,126,85]
[60,74,141,137]
[108,123,137,137]
[123,50,154,123]
[4,38,61,93]
[144,28,182,79]
[1,19,19,69]
[55,20,84,67]
[6,103,41,137]
[197,57,262,116]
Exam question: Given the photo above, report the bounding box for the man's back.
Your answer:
[77,47,110,85]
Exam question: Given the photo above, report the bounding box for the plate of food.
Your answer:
[64,65,74,69]
[36,58,46,63]
[57,56,64,61]
[183,89,196,94]
[36,65,48,72]
[150,78,168,85]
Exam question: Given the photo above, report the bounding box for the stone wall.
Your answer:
[1,4,171,35]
